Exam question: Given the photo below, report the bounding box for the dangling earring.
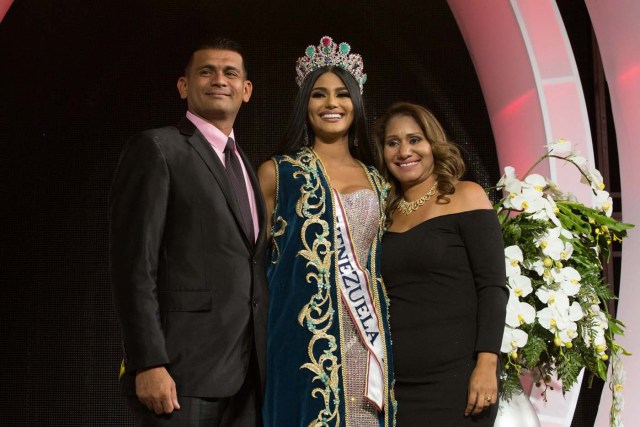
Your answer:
[303,123,309,146]
[353,136,359,147]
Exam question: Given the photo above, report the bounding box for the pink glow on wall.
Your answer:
[515,0,572,79]
[542,82,593,203]
[586,1,640,425]
[447,0,549,178]
[619,64,640,84]
[492,88,550,178]
[0,0,13,23]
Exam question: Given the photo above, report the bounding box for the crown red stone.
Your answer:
[295,36,367,94]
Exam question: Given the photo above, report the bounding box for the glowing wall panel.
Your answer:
[586,1,640,426]
[0,0,13,23]
[448,0,550,180]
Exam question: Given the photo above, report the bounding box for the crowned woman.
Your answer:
[258,36,396,427]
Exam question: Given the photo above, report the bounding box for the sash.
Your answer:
[332,189,385,411]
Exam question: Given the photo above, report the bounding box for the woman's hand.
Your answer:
[465,352,498,417]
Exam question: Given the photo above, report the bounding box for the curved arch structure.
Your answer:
[447,0,604,425]
[449,0,640,425]
[586,1,640,426]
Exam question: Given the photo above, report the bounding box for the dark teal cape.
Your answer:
[263,149,396,427]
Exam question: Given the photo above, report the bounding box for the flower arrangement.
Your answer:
[493,139,634,425]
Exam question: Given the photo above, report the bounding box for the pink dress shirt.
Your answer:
[186,111,259,241]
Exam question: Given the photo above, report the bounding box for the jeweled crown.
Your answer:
[295,36,367,94]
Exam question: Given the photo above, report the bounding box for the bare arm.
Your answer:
[257,160,277,235]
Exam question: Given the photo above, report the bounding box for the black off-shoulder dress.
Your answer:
[382,209,508,426]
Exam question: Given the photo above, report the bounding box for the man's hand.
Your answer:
[135,366,181,414]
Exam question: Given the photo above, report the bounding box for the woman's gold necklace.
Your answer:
[397,181,438,215]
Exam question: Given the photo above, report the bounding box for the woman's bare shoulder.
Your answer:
[452,180,492,210]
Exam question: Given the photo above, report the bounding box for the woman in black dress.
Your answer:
[373,102,508,426]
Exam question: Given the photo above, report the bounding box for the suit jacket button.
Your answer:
[252,299,258,308]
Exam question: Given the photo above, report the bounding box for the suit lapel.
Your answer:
[178,117,253,248]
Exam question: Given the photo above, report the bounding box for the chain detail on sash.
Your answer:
[333,189,385,411]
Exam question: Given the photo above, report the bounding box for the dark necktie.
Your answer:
[224,137,255,242]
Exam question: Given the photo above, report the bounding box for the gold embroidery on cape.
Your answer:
[280,149,341,427]
[270,159,287,264]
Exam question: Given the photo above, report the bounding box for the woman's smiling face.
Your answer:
[383,114,435,189]
[307,71,354,143]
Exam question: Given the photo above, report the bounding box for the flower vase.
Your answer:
[494,382,540,427]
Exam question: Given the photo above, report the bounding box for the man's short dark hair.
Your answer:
[183,37,248,77]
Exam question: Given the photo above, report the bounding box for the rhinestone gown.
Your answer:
[339,189,379,426]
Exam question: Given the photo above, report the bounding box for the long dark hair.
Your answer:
[275,66,373,165]
[373,102,465,223]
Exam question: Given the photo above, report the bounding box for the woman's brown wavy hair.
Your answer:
[373,102,466,226]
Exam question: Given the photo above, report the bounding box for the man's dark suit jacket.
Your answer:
[109,117,268,398]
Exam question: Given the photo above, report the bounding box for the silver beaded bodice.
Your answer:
[338,188,379,426]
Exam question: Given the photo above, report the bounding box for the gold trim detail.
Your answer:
[280,149,341,427]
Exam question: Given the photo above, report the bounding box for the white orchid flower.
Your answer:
[536,230,564,260]
[530,196,562,226]
[551,266,582,296]
[594,190,613,216]
[593,333,608,355]
[587,304,609,330]
[559,241,574,260]
[547,138,573,155]
[595,311,609,330]
[536,286,577,333]
[504,245,524,277]
[568,301,584,321]
[537,306,568,332]
[545,238,574,261]
[558,226,574,239]
[523,174,547,193]
[505,293,536,328]
[508,275,533,297]
[538,298,580,333]
[580,166,605,191]
[525,259,546,276]
[536,287,570,310]
[583,323,606,348]
[558,321,579,344]
[567,153,587,166]
[497,166,522,194]
[511,188,546,214]
[501,326,529,354]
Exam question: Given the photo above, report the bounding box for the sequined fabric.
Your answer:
[339,188,379,426]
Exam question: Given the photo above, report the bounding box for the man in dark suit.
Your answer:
[109,38,267,426]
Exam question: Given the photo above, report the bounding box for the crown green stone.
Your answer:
[296,36,367,94]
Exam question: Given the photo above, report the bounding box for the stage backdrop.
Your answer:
[0,1,602,426]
